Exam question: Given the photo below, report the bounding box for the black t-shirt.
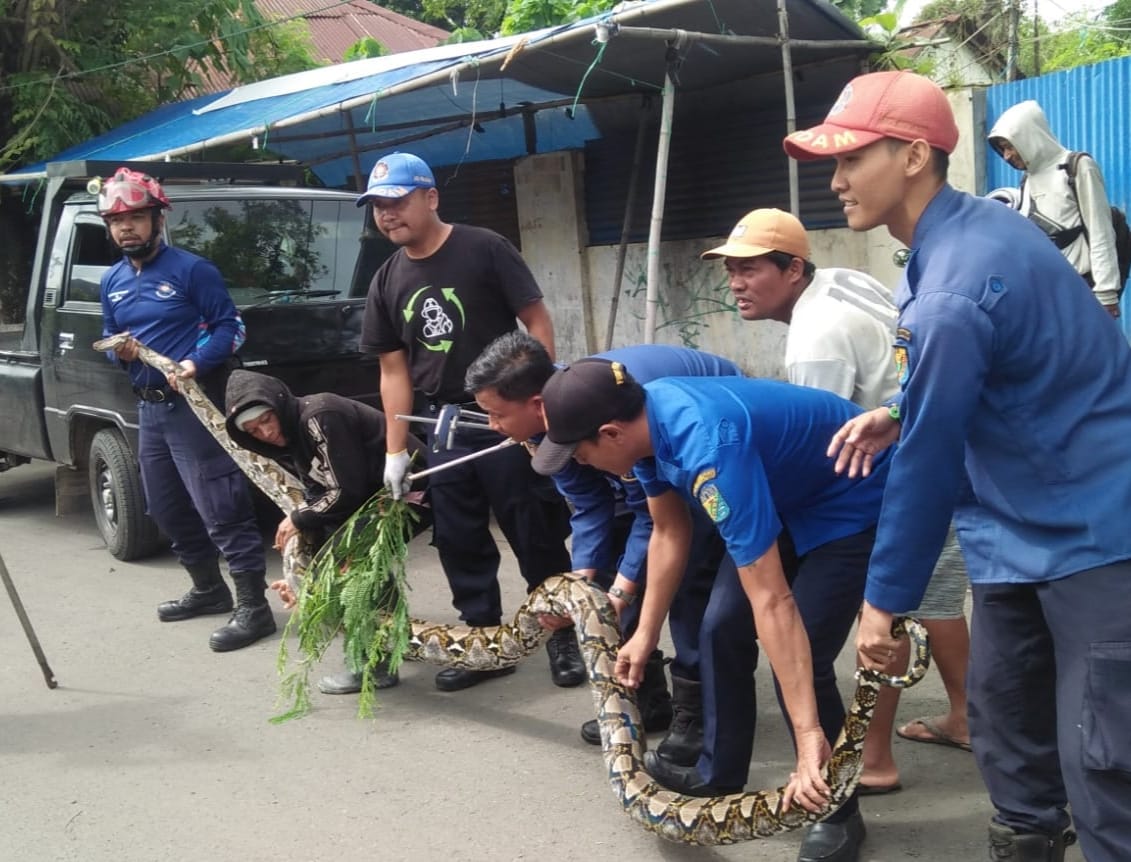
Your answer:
[360,224,544,403]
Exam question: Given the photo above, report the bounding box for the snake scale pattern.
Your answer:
[95,332,931,846]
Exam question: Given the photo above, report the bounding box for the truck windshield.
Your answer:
[166,198,375,307]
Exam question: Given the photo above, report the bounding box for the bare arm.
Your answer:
[516,299,556,361]
[737,542,830,813]
[378,350,415,454]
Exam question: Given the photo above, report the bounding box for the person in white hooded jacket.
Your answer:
[989,99,1121,316]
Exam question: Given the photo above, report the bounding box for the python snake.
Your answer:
[94,332,931,846]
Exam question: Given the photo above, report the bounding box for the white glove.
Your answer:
[383,449,412,500]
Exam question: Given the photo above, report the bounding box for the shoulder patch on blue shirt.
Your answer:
[697,482,730,523]
[893,345,909,385]
[896,326,912,342]
[692,468,716,496]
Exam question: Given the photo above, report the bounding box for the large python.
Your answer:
[95,332,931,846]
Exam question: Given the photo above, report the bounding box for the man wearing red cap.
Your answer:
[785,70,1131,862]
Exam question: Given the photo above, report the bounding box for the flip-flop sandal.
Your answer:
[858,781,903,796]
[896,717,972,752]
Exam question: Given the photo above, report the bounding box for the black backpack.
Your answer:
[1024,151,1131,297]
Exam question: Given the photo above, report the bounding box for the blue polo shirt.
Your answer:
[100,244,245,390]
[635,377,890,566]
[552,345,742,581]
[868,185,1131,613]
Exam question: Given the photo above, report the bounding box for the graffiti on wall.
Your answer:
[621,258,737,349]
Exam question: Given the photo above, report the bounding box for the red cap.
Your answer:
[783,71,959,161]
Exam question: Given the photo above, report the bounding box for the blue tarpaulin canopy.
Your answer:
[2,0,869,188]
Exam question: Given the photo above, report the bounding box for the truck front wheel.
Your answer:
[88,429,163,560]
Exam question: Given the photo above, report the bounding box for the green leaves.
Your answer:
[272,492,419,723]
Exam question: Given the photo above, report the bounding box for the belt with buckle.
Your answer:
[134,386,172,403]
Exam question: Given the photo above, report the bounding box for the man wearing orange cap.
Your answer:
[785,70,1131,862]
[701,209,974,800]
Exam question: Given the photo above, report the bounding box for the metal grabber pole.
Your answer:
[0,549,58,689]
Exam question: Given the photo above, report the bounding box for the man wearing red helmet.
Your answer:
[97,168,274,653]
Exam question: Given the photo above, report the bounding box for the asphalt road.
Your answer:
[0,462,1083,862]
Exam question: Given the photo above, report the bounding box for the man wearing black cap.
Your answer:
[534,360,893,862]
[357,151,580,693]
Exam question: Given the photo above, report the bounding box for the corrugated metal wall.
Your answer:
[985,56,1131,212]
[583,104,846,247]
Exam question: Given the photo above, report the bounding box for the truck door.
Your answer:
[41,209,139,465]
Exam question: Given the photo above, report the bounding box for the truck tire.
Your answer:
[88,428,163,560]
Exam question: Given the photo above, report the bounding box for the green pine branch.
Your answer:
[271,491,418,723]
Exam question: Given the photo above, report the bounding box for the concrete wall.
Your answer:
[515,86,984,378]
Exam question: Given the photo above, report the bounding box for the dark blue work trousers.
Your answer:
[426,423,572,626]
[969,561,1131,862]
[700,527,871,826]
[138,396,265,574]
[592,506,727,681]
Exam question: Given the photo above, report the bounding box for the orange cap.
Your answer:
[783,71,959,161]
[701,208,810,260]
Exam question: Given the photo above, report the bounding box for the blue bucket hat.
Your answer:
[355,152,436,206]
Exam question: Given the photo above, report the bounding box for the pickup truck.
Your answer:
[0,160,393,560]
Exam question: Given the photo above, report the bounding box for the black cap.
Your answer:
[531,358,642,475]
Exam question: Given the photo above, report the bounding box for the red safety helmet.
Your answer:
[95,168,171,217]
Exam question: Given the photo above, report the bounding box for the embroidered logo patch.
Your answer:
[692,468,717,496]
[893,345,909,385]
[697,482,730,523]
[896,327,912,342]
[155,283,176,300]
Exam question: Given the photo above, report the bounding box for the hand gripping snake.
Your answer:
[95,332,931,846]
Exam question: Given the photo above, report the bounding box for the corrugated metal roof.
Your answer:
[257,0,450,60]
[4,0,871,189]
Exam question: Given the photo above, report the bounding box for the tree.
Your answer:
[0,0,321,321]
[913,0,1130,76]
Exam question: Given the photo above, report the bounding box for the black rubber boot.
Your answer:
[157,557,233,622]
[581,649,671,745]
[208,571,276,652]
[988,822,1076,862]
[655,673,703,766]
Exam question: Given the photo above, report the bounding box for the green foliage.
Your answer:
[911,0,1130,77]
[273,493,419,722]
[830,0,888,18]
[858,0,937,73]
[1035,13,1131,73]
[499,0,616,36]
[343,36,391,62]
[0,0,322,172]
[445,27,487,44]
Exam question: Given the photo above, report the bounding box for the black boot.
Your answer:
[988,822,1077,862]
[158,558,233,622]
[642,749,740,797]
[655,674,703,766]
[581,650,672,745]
[208,571,277,652]
[546,625,586,688]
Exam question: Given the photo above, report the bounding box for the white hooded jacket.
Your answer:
[989,100,1121,307]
